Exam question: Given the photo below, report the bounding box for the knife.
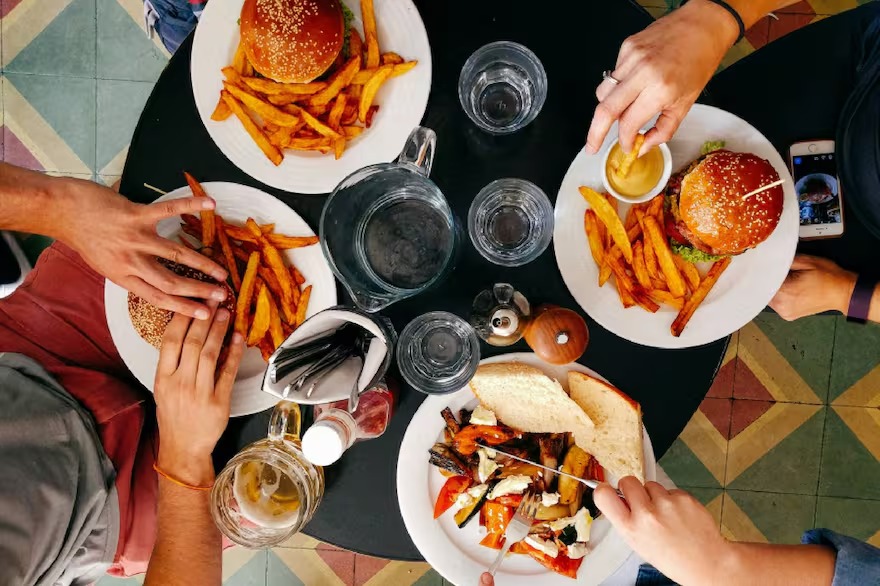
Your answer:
[476,442,626,498]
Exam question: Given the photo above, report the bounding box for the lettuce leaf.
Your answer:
[341,3,355,57]
[700,140,726,156]
[671,243,725,263]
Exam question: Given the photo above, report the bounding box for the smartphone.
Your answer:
[789,140,844,239]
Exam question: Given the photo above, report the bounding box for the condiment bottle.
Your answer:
[301,381,396,466]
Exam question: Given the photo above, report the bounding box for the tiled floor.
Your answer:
[1,1,877,585]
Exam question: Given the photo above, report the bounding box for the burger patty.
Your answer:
[664,158,729,257]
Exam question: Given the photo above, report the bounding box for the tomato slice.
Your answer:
[433,475,471,519]
[664,215,687,245]
[585,457,605,483]
[452,425,520,456]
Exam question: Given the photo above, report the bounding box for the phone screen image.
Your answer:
[791,153,841,227]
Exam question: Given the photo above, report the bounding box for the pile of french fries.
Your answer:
[580,186,731,337]
[182,173,316,360]
[210,0,417,164]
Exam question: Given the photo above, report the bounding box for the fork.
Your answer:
[487,491,540,576]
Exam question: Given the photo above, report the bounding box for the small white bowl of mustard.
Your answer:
[601,139,672,204]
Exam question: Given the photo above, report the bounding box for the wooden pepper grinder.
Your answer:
[524,305,589,365]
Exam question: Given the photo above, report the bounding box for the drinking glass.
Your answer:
[396,312,480,395]
[468,178,554,266]
[458,41,548,135]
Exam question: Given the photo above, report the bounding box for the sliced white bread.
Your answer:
[469,363,595,436]
[568,371,645,482]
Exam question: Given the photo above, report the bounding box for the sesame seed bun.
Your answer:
[678,151,784,256]
[240,0,345,83]
[127,262,236,349]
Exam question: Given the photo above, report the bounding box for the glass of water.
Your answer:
[458,41,548,135]
[468,178,554,266]
[396,312,481,395]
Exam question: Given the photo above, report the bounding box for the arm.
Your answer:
[595,478,835,586]
[144,305,245,586]
[0,162,227,318]
[770,254,879,323]
[586,0,800,155]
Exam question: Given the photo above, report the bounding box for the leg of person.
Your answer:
[146,0,202,54]
[706,3,880,273]
[0,241,159,576]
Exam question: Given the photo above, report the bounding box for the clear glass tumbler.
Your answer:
[396,312,480,395]
[458,41,548,135]
[468,178,554,266]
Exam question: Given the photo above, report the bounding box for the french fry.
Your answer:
[382,52,404,65]
[242,77,326,96]
[294,285,312,327]
[259,336,275,361]
[221,66,244,85]
[266,290,285,348]
[305,103,330,118]
[579,186,633,263]
[361,0,380,68]
[673,255,701,290]
[288,138,333,152]
[671,257,732,337]
[643,215,687,298]
[244,218,262,239]
[349,28,364,60]
[583,210,605,271]
[650,290,685,310]
[235,252,260,336]
[651,277,668,291]
[359,65,393,123]
[624,206,639,231]
[343,126,364,139]
[232,41,248,75]
[223,82,301,126]
[211,98,232,121]
[289,267,302,307]
[259,236,294,313]
[365,105,380,128]
[643,233,660,279]
[608,255,638,300]
[248,284,272,347]
[328,94,346,129]
[215,217,241,291]
[633,291,660,313]
[292,267,306,287]
[267,234,319,249]
[632,241,652,289]
[225,224,257,243]
[285,104,342,139]
[184,172,215,248]
[599,262,613,287]
[333,138,346,160]
[615,134,646,179]
[221,91,283,165]
[308,55,362,107]
[351,61,417,85]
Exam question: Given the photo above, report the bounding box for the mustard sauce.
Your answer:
[606,144,665,198]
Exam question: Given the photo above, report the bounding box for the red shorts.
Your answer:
[0,242,156,577]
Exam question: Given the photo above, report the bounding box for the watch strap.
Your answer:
[847,274,876,323]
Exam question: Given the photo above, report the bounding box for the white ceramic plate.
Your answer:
[554,104,799,349]
[397,352,657,586]
[191,0,432,194]
[104,182,337,417]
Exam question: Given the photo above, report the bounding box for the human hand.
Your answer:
[479,572,494,585]
[586,0,740,155]
[595,477,735,585]
[154,304,245,485]
[56,177,228,319]
[770,255,856,321]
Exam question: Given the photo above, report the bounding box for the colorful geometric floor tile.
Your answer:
[819,406,880,500]
[723,490,817,545]
[829,318,880,406]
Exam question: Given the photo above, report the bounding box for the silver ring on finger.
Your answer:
[602,70,621,85]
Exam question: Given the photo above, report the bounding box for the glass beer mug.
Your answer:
[211,401,324,548]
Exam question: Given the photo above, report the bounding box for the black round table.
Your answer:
[120,0,727,561]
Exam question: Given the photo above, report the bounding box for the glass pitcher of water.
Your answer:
[320,127,460,312]
[211,401,324,548]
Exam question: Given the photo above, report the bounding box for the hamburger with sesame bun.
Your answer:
[664,149,784,263]
[127,261,236,349]
[240,0,347,84]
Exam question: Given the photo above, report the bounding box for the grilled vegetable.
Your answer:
[434,475,471,519]
[535,503,572,521]
[452,425,521,456]
[441,407,461,436]
[429,443,469,477]
[558,525,578,546]
[559,445,590,505]
[538,434,565,488]
[454,483,489,528]
[459,409,472,427]
[497,460,542,479]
